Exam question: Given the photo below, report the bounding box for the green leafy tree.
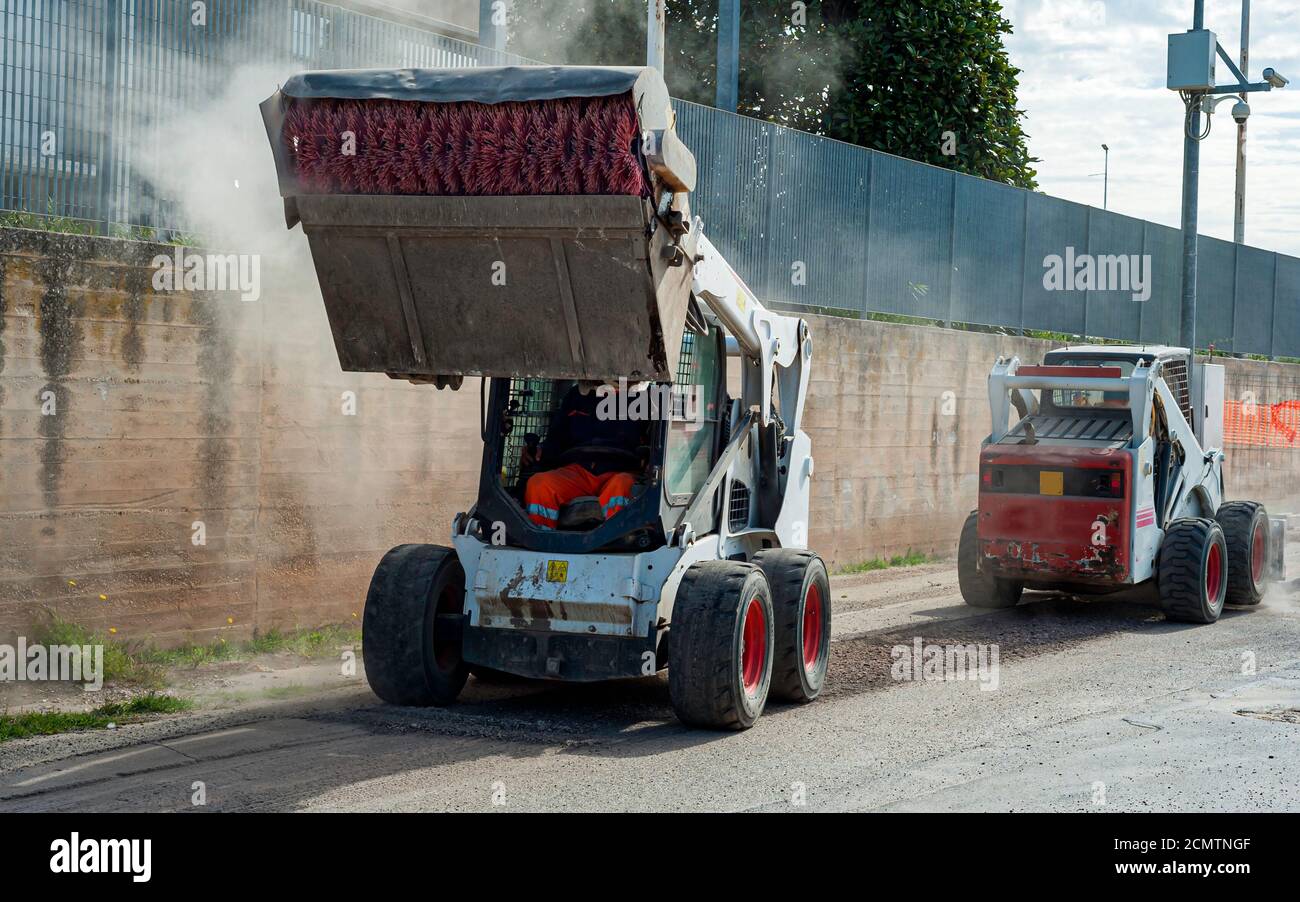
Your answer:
[507,0,1037,188]
[820,0,1037,188]
[507,1,837,131]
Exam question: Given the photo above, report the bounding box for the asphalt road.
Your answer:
[3,551,1299,813]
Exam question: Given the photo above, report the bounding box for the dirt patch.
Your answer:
[1235,708,1300,725]
[829,561,957,615]
[823,594,1165,698]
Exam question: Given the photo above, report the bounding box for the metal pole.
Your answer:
[1102,144,1109,209]
[1179,0,1206,356]
[1234,0,1250,244]
[478,0,505,55]
[646,0,665,72]
[98,0,120,233]
[716,0,740,112]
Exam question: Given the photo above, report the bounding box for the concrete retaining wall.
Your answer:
[2,227,1297,645]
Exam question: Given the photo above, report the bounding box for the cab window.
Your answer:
[1048,358,1135,409]
[664,329,723,499]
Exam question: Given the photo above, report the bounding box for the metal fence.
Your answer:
[674,99,1300,358]
[3,0,1298,357]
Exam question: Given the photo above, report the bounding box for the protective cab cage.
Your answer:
[466,324,735,555]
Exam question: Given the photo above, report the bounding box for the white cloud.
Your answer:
[1003,0,1300,256]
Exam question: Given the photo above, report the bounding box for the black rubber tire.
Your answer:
[752,549,831,703]
[362,544,469,706]
[1215,501,1269,605]
[1158,518,1228,624]
[668,561,774,730]
[957,511,1024,608]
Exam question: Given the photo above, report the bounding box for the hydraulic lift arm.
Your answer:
[690,226,810,435]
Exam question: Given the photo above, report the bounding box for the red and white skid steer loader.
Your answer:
[261,65,830,729]
[960,345,1285,622]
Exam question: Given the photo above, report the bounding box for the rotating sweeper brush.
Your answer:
[281,93,647,197]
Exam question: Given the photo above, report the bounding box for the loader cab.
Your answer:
[1041,346,1193,425]
[471,323,730,554]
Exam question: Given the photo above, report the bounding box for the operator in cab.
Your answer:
[522,382,651,529]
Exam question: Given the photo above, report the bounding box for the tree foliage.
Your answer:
[507,0,1037,189]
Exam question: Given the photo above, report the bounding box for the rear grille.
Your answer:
[1003,414,1132,443]
[728,480,750,531]
[1161,357,1192,424]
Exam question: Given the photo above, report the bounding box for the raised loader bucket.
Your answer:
[260,66,698,384]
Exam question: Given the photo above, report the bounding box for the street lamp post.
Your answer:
[1169,0,1286,360]
[1235,0,1250,243]
[1176,0,1205,363]
[1101,144,1109,209]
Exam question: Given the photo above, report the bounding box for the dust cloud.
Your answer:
[122,47,471,623]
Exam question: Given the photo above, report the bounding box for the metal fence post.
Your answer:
[96,0,119,233]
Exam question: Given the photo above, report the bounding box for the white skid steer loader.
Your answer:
[960,345,1285,623]
[261,66,829,729]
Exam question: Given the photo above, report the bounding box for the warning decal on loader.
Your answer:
[546,560,569,582]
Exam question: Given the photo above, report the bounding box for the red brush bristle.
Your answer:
[395,104,428,194]
[473,104,510,196]
[428,105,460,195]
[327,101,367,193]
[604,100,645,195]
[499,104,527,194]
[284,93,647,197]
[455,104,487,195]
[558,99,586,195]
[575,100,602,195]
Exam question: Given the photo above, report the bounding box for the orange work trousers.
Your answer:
[524,464,636,529]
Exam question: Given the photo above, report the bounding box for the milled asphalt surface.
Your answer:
[2,548,1298,812]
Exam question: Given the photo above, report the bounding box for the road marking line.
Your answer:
[164,727,255,746]
[12,746,158,787]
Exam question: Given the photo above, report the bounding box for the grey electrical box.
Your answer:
[1168,30,1217,91]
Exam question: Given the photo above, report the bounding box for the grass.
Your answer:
[140,624,363,669]
[31,616,165,688]
[0,693,192,742]
[837,549,936,575]
[29,615,361,683]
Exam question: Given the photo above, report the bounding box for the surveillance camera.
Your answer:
[1232,101,1250,122]
[1263,67,1289,88]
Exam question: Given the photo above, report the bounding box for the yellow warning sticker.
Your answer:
[1039,470,1064,496]
[546,560,569,582]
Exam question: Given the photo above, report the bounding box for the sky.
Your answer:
[1000,0,1300,258]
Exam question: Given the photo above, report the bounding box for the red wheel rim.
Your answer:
[740,597,767,696]
[802,581,824,672]
[1205,542,1223,607]
[1250,523,1266,585]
